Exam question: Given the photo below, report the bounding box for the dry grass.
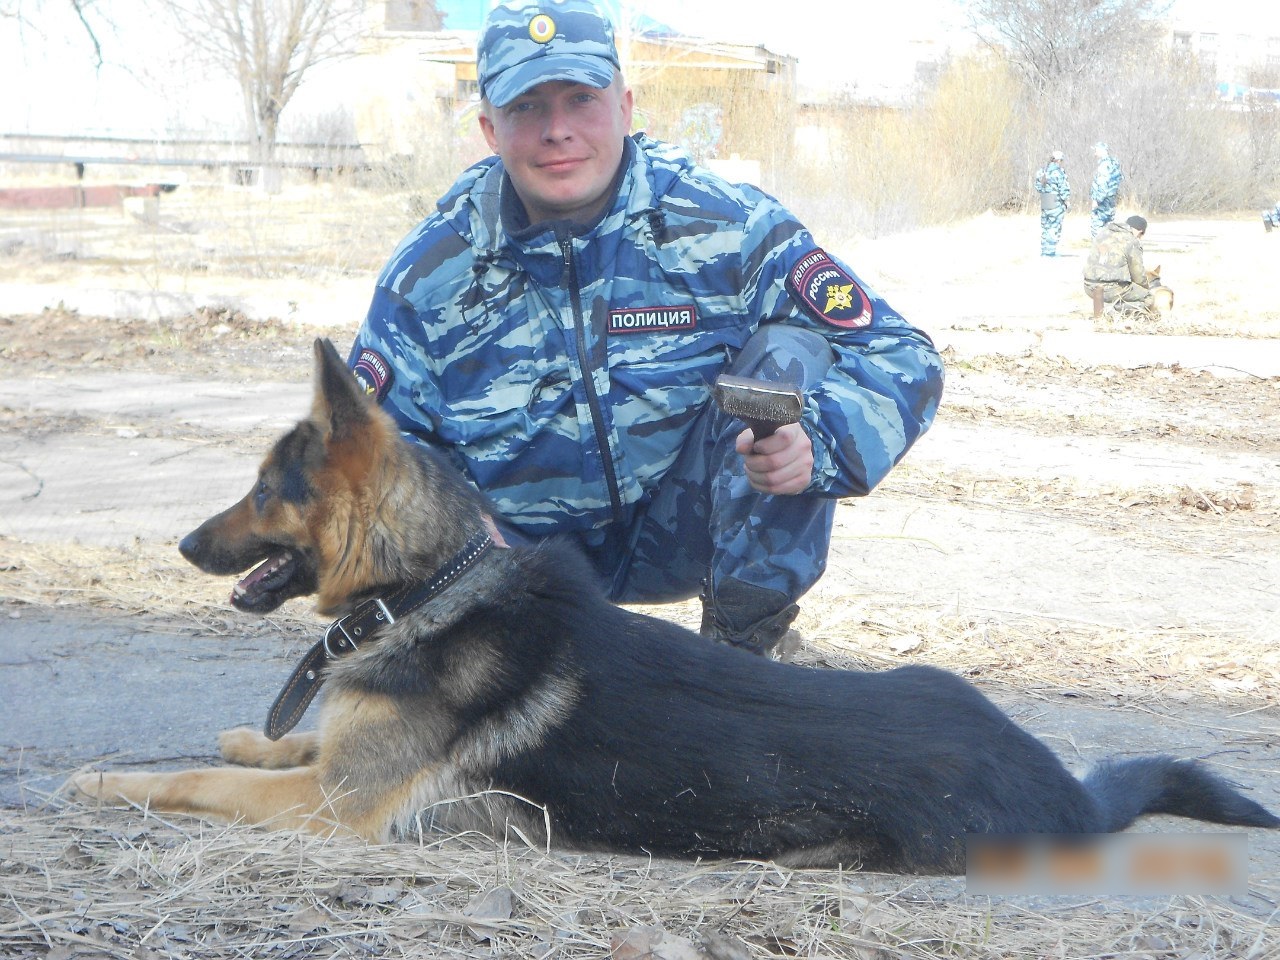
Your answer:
[0,538,322,644]
[5,804,1278,960]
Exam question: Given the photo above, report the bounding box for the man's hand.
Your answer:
[735,422,813,495]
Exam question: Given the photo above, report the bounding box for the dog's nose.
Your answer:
[178,532,201,562]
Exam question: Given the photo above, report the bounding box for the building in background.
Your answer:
[350,0,798,181]
[1167,4,1280,102]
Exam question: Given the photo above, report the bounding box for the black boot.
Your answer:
[700,577,801,659]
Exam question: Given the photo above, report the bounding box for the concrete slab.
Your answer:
[0,373,309,547]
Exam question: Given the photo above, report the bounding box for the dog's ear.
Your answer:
[312,338,373,443]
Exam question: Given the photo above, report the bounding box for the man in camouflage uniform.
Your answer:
[1033,150,1070,256]
[1090,142,1123,238]
[347,0,944,657]
[1083,215,1153,314]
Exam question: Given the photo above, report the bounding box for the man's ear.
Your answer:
[312,338,373,443]
[619,83,634,133]
[478,103,499,153]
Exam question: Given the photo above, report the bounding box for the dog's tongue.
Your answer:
[231,550,293,606]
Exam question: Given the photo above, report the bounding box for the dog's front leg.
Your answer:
[219,727,320,769]
[69,766,367,839]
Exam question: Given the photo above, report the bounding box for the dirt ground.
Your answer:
[1,187,1279,958]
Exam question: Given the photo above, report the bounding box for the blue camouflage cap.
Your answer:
[477,0,620,107]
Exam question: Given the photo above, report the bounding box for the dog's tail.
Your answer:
[1084,756,1280,833]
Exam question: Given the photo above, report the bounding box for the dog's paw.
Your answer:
[67,770,142,805]
[219,727,318,769]
[219,727,271,765]
[67,770,104,802]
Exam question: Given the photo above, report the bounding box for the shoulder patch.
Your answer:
[352,348,393,403]
[787,249,872,328]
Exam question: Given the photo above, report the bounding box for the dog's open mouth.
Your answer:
[231,549,316,613]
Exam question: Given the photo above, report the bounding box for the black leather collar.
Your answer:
[263,530,493,740]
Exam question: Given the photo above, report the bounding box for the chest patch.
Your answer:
[607,305,698,335]
[352,348,393,403]
[787,249,872,329]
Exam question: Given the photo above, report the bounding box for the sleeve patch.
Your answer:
[352,348,393,403]
[787,249,872,329]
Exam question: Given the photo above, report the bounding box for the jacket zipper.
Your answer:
[560,234,623,522]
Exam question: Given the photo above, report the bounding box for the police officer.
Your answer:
[1090,141,1124,238]
[1034,150,1070,256]
[347,0,944,657]
[1263,200,1280,233]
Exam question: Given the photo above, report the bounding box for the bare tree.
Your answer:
[3,0,107,68]
[968,0,1170,95]
[157,0,366,171]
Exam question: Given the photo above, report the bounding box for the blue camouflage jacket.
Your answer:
[349,134,944,536]
[1091,156,1123,203]
[1034,161,1070,207]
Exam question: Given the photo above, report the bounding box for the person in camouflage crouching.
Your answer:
[346,0,944,658]
[1084,215,1153,314]
[1090,141,1124,238]
[1034,150,1071,256]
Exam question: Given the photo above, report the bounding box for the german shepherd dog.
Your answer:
[72,339,1278,874]
[1148,265,1175,318]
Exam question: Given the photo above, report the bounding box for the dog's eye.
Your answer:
[254,480,271,511]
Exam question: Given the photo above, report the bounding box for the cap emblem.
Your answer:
[529,13,556,43]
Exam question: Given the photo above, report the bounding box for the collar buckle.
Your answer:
[323,617,360,659]
[322,597,397,659]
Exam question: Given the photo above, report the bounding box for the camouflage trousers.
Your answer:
[1040,206,1065,255]
[1084,279,1152,313]
[1090,200,1117,237]
[496,325,836,608]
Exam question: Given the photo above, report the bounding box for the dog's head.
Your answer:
[179,338,409,616]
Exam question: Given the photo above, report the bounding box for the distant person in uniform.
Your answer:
[1089,142,1124,238]
[1084,215,1153,313]
[1263,200,1280,233]
[1033,150,1070,257]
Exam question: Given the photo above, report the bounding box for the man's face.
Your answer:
[479,77,633,226]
